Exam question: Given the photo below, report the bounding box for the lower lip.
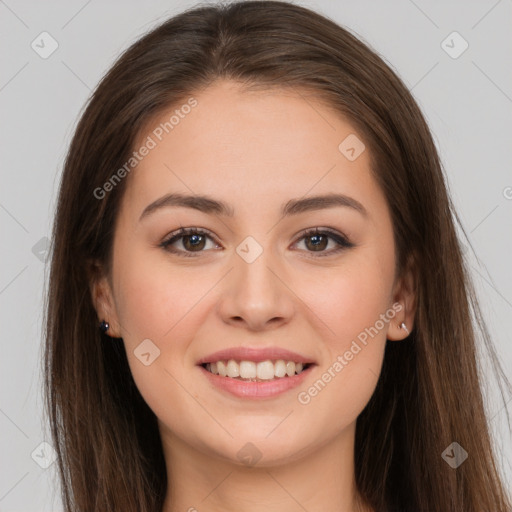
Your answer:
[198,364,315,399]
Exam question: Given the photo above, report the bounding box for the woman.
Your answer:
[43,1,512,511]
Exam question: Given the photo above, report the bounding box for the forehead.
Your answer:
[120,80,385,222]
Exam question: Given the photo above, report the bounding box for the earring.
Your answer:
[399,322,410,336]
[99,320,110,333]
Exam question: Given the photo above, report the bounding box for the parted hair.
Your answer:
[43,1,512,511]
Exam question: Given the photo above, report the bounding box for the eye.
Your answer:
[159,227,221,257]
[292,228,354,257]
[159,226,354,258]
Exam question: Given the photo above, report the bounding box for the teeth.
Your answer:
[226,360,240,378]
[217,361,227,377]
[274,360,287,377]
[240,361,257,379]
[204,359,309,380]
[256,361,274,380]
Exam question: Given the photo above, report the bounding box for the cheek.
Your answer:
[112,251,214,431]
[113,246,212,343]
[293,247,394,420]
[305,249,395,350]
[111,242,226,360]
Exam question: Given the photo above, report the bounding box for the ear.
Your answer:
[87,259,122,338]
[386,252,417,341]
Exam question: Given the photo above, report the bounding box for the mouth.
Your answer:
[196,347,317,397]
[200,359,315,382]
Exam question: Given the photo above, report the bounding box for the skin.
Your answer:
[91,79,416,512]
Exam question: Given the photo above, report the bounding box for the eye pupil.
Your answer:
[184,234,205,251]
[162,228,350,258]
[306,234,328,251]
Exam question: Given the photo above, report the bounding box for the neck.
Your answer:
[160,420,373,512]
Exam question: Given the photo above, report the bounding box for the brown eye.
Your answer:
[160,227,220,257]
[182,233,207,251]
[304,233,329,251]
[294,228,354,257]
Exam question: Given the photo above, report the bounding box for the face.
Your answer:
[91,79,414,467]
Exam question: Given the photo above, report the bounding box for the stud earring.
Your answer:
[399,322,410,336]
[99,320,110,333]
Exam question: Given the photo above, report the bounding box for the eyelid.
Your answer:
[159,227,221,256]
[290,227,354,256]
[292,226,351,244]
[159,226,354,257]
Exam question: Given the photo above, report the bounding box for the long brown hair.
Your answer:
[43,1,512,510]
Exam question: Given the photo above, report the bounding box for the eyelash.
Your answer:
[159,226,354,258]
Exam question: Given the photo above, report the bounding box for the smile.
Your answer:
[202,359,312,381]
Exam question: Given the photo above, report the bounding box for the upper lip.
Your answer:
[197,347,316,365]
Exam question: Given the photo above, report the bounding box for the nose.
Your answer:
[216,247,295,332]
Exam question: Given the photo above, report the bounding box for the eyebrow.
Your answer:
[139,192,368,221]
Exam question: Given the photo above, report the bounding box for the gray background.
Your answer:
[1,0,511,509]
